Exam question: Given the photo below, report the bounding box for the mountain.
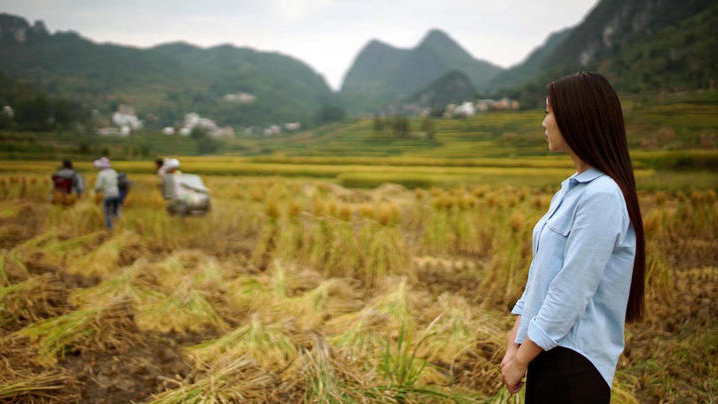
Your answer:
[0,13,335,128]
[537,0,715,72]
[480,27,574,92]
[337,40,410,115]
[340,29,502,114]
[590,0,718,93]
[407,70,476,108]
[493,0,718,107]
[0,71,89,131]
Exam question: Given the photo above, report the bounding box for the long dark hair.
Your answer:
[547,71,645,322]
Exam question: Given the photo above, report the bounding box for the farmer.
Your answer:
[161,158,181,200]
[159,158,210,215]
[51,159,84,205]
[93,157,120,229]
[155,157,166,179]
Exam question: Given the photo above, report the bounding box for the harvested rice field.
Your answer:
[0,173,716,403]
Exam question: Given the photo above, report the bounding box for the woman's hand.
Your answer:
[501,343,518,369]
[501,356,528,394]
[503,317,521,368]
[500,316,524,393]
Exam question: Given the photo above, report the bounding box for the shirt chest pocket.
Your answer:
[532,207,575,283]
[546,210,573,237]
[535,210,574,281]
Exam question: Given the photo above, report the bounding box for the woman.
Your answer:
[500,72,645,403]
[93,157,120,229]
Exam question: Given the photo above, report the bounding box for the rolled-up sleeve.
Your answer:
[511,285,528,315]
[527,190,623,350]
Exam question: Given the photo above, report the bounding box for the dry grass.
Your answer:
[7,298,139,366]
[147,357,277,403]
[0,172,715,402]
[185,314,297,370]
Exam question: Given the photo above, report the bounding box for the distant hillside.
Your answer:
[496,0,718,107]
[480,27,574,92]
[407,70,476,108]
[341,29,502,114]
[0,13,336,128]
[0,71,89,131]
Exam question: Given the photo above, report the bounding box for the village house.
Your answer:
[179,112,234,138]
[264,125,281,136]
[492,98,512,110]
[476,99,493,112]
[485,98,520,111]
[222,92,257,104]
[2,105,13,118]
[444,98,520,118]
[443,101,476,117]
[210,127,235,138]
[284,122,302,131]
[97,127,128,137]
[111,104,143,132]
[455,101,476,116]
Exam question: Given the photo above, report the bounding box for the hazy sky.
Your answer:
[2,0,600,90]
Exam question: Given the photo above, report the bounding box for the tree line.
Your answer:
[373,115,435,139]
[0,73,89,132]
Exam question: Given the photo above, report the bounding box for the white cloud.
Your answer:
[267,0,333,19]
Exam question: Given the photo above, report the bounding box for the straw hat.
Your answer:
[164,158,180,170]
[93,157,111,169]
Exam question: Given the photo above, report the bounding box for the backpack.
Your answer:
[52,174,73,194]
[51,174,77,206]
[118,173,131,192]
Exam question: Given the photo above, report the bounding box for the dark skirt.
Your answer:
[525,346,610,404]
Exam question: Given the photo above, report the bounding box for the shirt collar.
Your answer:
[561,167,605,192]
[571,167,605,183]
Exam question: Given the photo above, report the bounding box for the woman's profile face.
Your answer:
[542,97,568,153]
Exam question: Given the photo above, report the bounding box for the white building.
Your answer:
[183,113,201,130]
[487,98,520,111]
[443,104,457,118]
[112,104,143,131]
[223,92,257,104]
[455,101,476,117]
[183,113,218,131]
[443,98,520,118]
[209,127,235,138]
[476,99,493,112]
[2,105,14,118]
[284,122,302,131]
[263,125,281,136]
[493,98,511,110]
[176,112,237,138]
[97,127,128,137]
[181,112,218,135]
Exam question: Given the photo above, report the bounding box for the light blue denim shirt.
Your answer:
[512,167,636,388]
